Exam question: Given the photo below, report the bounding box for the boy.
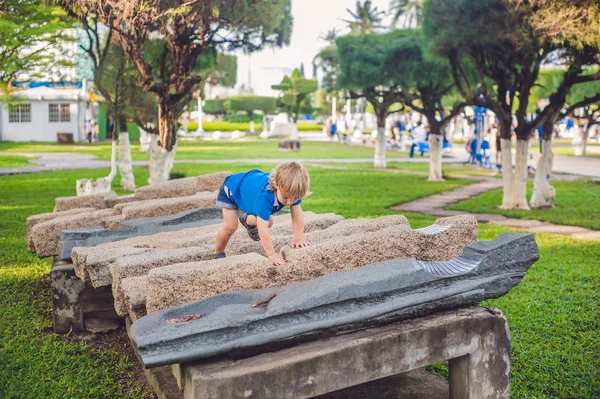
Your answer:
[213,162,310,266]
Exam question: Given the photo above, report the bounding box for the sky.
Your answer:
[233,0,391,96]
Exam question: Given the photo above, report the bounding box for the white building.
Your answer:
[0,86,88,142]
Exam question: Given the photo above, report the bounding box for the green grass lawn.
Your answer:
[324,161,502,178]
[0,154,36,168]
[0,140,409,162]
[0,165,598,398]
[448,179,600,230]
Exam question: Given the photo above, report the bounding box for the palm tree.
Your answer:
[342,0,385,35]
[319,28,338,48]
[390,0,423,28]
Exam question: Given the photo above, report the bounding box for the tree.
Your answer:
[203,99,228,117]
[272,69,318,123]
[337,32,406,168]
[343,0,385,35]
[390,0,424,28]
[0,0,73,87]
[390,29,465,181]
[225,96,277,133]
[422,0,600,210]
[66,0,292,154]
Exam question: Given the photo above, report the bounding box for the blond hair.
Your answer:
[268,162,310,199]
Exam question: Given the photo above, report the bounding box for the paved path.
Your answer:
[391,178,600,241]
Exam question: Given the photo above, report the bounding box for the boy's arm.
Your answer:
[290,205,310,248]
[257,217,287,266]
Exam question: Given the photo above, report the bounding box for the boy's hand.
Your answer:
[291,239,310,248]
[268,252,287,266]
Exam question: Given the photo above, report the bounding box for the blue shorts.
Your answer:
[216,182,238,210]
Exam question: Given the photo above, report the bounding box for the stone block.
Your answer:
[31,209,114,258]
[26,207,96,252]
[130,233,538,367]
[112,247,211,317]
[416,215,478,261]
[51,258,122,334]
[178,308,509,399]
[58,208,222,260]
[118,192,217,220]
[105,194,138,208]
[71,246,152,286]
[122,276,150,321]
[54,191,117,212]
[278,139,301,152]
[134,171,231,200]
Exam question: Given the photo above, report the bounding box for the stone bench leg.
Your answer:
[51,258,86,333]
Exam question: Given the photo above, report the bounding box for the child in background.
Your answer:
[213,162,310,266]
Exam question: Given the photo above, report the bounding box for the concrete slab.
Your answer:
[179,307,510,399]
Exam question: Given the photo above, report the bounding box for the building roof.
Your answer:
[10,86,84,101]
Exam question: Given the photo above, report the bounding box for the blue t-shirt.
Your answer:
[225,170,302,221]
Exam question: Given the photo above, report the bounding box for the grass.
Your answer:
[0,165,598,398]
[448,179,600,230]
[0,140,410,162]
[323,161,502,178]
[0,155,36,168]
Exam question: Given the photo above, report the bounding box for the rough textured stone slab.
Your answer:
[134,171,231,200]
[143,216,464,314]
[31,209,114,258]
[118,192,217,220]
[26,207,96,252]
[417,215,478,261]
[54,191,117,212]
[122,276,150,321]
[58,208,222,260]
[71,246,152,286]
[105,194,138,208]
[131,233,538,368]
[112,247,212,317]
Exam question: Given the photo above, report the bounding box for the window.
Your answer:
[8,104,31,123]
[49,103,70,122]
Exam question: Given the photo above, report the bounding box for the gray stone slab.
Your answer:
[180,307,509,399]
[130,232,538,368]
[58,207,223,260]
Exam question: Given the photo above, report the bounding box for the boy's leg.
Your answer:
[245,215,275,228]
[214,208,239,254]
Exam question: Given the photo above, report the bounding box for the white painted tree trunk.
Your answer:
[374,126,387,168]
[428,134,444,181]
[118,131,135,192]
[500,138,530,209]
[573,126,585,156]
[574,126,591,156]
[148,135,178,185]
[76,140,116,196]
[530,139,555,208]
[249,120,255,133]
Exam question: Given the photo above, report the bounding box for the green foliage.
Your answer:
[272,69,318,121]
[225,96,278,115]
[204,99,228,115]
[223,114,263,123]
[0,0,75,85]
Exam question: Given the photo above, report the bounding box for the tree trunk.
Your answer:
[530,139,555,208]
[500,138,530,210]
[374,125,386,168]
[574,125,591,156]
[148,134,178,185]
[117,116,135,192]
[249,111,255,133]
[428,133,444,181]
[158,100,177,151]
